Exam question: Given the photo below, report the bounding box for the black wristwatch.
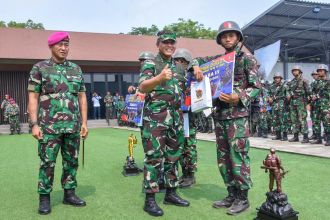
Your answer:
[30,121,38,127]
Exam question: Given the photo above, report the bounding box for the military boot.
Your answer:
[164,188,189,206]
[144,193,163,216]
[309,132,316,140]
[272,131,281,140]
[227,189,249,215]
[289,133,299,142]
[63,189,86,206]
[38,194,51,215]
[325,133,330,146]
[301,133,309,143]
[310,134,322,144]
[281,132,288,141]
[213,186,237,208]
[262,130,268,138]
[17,129,21,135]
[10,130,14,135]
[179,172,196,188]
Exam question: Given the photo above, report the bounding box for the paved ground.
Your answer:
[1,119,329,158]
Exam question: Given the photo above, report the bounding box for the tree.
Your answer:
[1,19,44,29]
[127,18,216,39]
[128,24,159,36]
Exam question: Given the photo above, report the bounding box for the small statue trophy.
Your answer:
[123,134,142,176]
[255,148,299,220]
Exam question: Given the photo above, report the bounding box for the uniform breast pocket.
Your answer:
[41,76,56,94]
[67,75,82,94]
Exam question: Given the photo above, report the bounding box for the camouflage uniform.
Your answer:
[104,94,114,124]
[5,102,20,134]
[250,98,260,136]
[268,80,289,138]
[318,79,330,145]
[116,97,126,126]
[28,59,86,194]
[139,53,185,193]
[287,75,310,139]
[310,79,322,138]
[195,46,260,191]
[1,99,10,122]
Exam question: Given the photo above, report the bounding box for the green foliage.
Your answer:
[128,18,216,39]
[1,19,44,29]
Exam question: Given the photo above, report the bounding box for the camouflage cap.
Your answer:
[316,64,329,72]
[273,72,283,79]
[158,33,176,42]
[138,51,155,61]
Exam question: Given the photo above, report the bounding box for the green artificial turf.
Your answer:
[0,128,329,220]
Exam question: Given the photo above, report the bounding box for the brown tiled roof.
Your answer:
[0,28,246,62]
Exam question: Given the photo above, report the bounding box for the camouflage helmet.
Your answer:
[291,65,302,73]
[138,51,155,61]
[172,48,193,63]
[273,72,283,79]
[311,71,318,76]
[216,21,244,45]
[316,64,329,72]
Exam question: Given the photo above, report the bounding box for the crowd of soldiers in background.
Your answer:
[250,64,330,146]
[0,94,21,135]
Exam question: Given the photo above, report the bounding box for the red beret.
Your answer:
[48,31,70,46]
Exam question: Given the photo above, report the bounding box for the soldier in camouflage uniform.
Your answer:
[28,32,88,215]
[5,99,21,135]
[309,71,321,142]
[287,65,311,143]
[311,64,330,146]
[104,91,114,125]
[173,48,198,188]
[193,21,260,215]
[138,31,202,217]
[268,73,289,141]
[116,96,126,126]
[1,94,10,123]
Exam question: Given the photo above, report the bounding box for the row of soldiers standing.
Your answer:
[0,94,21,135]
[252,64,330,146]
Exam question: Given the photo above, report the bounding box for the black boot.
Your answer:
[281,132,288,141]
[289,133,299,142]
[10,130,14,135]
[17,129,21,134]
[325,133,330,146]
[272,131,281,140]
[38,194,51,215]
[309,133,316,140]
[63,189,86,206]
[144,193,163,217]
[227,189,249,215]
[164,188,189,206]
[301,133,309,143]
[262,130,268,138]
[213,186,236,208]
[179,172,196,188]
[310,134,322,144]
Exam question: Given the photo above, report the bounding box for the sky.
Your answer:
[1,0,330,34]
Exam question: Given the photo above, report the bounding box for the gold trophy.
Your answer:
[123,134,142,176]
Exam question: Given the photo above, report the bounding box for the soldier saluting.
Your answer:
[28,32,88,215]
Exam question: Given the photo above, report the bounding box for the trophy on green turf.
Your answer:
[123,134,142,176]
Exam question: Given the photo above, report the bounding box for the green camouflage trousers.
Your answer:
[105,106,113,123]
[141,117,184,193]
[290,102,308,134]
[311,103,322,135]
[272,109,288,132]
[180,113,197,173]
[38,133,80,194]
[258,112,268,132]
[8,115,20,132]
[214,117,252,190]
[321,102,330,133]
